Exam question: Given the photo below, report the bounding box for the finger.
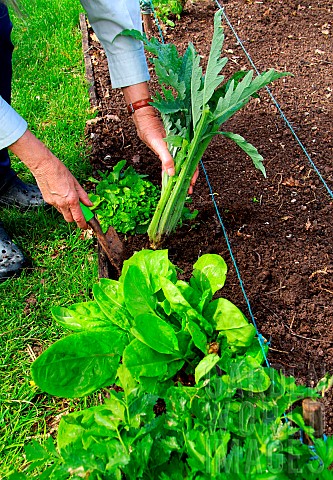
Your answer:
[68,200,88,229]
[159,147,175,176]
[76,184,93,207]
[187,167,200,195]
[191,167,199,187]
[73,213,88,230]
[59,206,75,224]
[150,137,175,176]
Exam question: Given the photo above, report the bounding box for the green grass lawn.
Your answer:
[0,1,99,476]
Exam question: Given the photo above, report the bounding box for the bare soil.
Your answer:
[84,0,333,432]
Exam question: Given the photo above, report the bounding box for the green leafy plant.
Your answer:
[88,160,160,234]
[23,250,333,479]
[153,0,185,27]
[88,160,198,235]
[17,248,333,477]
[121,11,291,245]
[19,365,333,479]
[31,249,252,398]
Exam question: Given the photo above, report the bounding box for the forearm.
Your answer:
[9,129,56,175]
[9,130,92,229]
[122,82,151,105]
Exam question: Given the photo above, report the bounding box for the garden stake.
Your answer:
[80,203,123,279]
[302,398,324,445]
[140,0,153,36]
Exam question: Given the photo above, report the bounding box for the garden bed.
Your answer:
[84,0,333,432]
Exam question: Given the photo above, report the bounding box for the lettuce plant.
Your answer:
[31,249,256,397]
[122,11,291,245]
[88,160,198,235]
[88,160,160,234]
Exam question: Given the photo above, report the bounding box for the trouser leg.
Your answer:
[0,4,16,188]
[0,5,44,209]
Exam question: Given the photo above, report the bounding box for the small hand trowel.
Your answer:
[80,202,123,278]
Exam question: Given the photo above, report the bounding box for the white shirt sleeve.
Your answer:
[80,0,150,88]
[0,96,28,150]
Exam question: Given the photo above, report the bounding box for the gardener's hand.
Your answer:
[133,106,175,176]
[9,130,93,229]
[134,107,199,194]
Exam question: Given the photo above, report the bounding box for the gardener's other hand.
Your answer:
[9,130,93,229]
[133,106,175,176]
[133,107,199,194]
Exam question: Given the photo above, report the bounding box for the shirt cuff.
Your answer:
[106,46,150,89]
[0,96,28,150]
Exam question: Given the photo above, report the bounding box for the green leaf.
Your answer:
[57,405,119,453]
[152,97,186,115]
[316,372,333,397]
[313,436,333,469]
[213,70,253,119]
[93,278,130,331]
[52,301,110,331]
[173,279,202,311]
[246,337,269,365]
[116,364,138,398]
[123,265,157,317]
[138,376,160,394]
[31,331,127,397]
[226,356,271,392]
[123,338,176,378]
[286,409,315,438]
[124,435,154,478]
[186,318,207,354]
[104,393,126,425]
[8,473,27,480]
[119,28,145,42]
[131,313,179,354]
[214,69,291,127]
[113,159,127,176]
[120,248,176,293]
[202,10,227,106]
[190,51,203,130]
[24,439,50,462]
[165,134,186,148]
[195,354,220,383]
[163,358,185,381]
[191,253,227,295]
[205,297,256,346]
[161,276,213,335]
[127,393,158,429]
[220,131,266,177]
[94,406,125,431]
[160,275,195,311]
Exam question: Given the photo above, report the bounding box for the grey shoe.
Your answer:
[0,176,45,209]
[0,223,25,281]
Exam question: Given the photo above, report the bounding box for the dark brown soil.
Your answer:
[84,0,333,432]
